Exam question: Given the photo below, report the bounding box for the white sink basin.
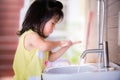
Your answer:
[42,63,120,80]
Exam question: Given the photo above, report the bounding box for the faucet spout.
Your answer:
[80,49,104,59]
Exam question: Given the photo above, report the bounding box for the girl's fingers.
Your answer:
[73,41,82,45]
[60,40,81,47]
[60,40,72,47]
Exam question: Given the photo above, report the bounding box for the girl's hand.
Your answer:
[72,41,82,45]
[60,40,72,47]
[60,40,81,47]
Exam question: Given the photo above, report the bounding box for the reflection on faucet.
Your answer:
[80,41,109,69]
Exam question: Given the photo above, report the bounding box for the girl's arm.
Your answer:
[28,32,61,51]
[48,41,81,62]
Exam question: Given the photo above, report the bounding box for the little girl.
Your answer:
[13,0,80,80]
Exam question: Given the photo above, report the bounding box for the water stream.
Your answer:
[77,58,85,72]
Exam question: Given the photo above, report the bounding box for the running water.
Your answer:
[77,58,85,72]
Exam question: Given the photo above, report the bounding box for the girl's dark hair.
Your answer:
[18,0,63,38]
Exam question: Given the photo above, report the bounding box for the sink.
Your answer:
[42,63,120,80]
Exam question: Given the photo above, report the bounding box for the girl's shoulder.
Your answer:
[22,29,43,51]
[25,29,44,42]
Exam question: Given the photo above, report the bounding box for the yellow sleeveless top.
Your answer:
[13,30,48,80]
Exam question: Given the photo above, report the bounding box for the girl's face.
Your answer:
[43,18,58,37]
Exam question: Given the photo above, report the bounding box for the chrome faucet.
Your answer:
[80,41,109,68]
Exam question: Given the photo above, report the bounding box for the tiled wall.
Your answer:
[106,0,120,65]
[87,0,120,65]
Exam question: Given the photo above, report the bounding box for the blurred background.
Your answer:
[0,0,120,80]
